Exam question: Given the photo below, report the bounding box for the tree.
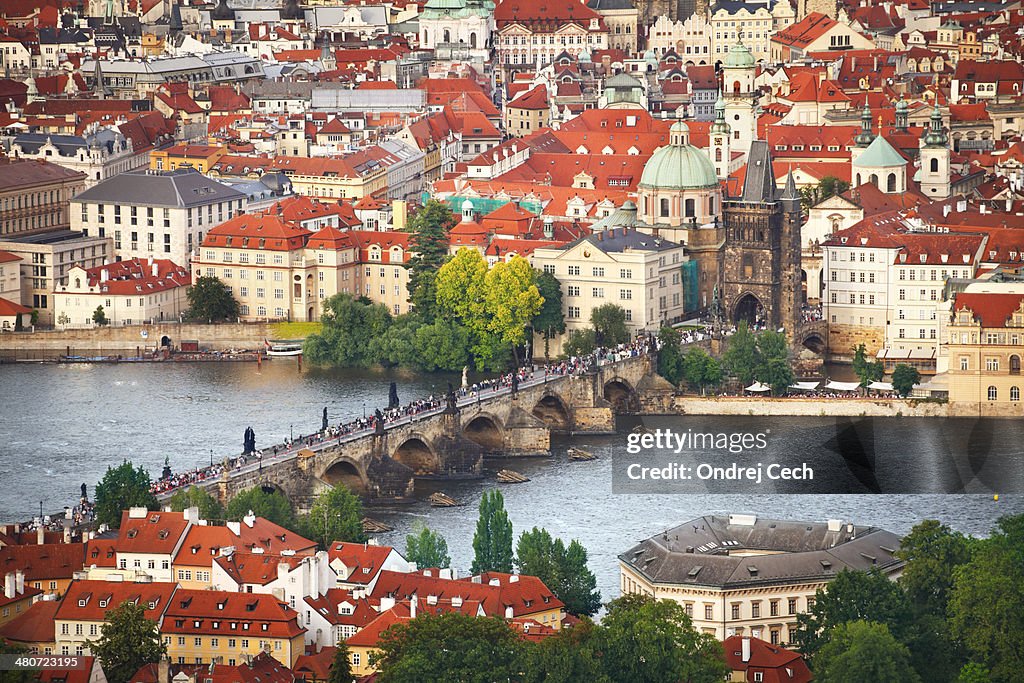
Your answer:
[225,486,297,532]
[563,328,596,357]
[755,329,793,395]
[92,305,109,326]
[657,326,685,385]
[185,275,239,322]
[793,569,912,658]
[957,663,992,683]
[949,514,1024,681]
[327,640,355,683]
[0,638,33,683]
[723,321,758,385]
[522,618,610,683]
[94,461,158,528]
[600,594,728,683]
[304,294,392,368]
[86,600,167,683]
[682,347,723,395]
[376,315,421,368]
[406,199,455,322]
[405,522,450,569]
[435,247,487,325]
[167,485,223,521]
[590,303,630,347]
[533,270,566,360]
[372,613,525,683]
[471,489,514,574]
[515,528,601,617]
[301,484,366,549]
[482,256,543,364]
[812,621,921,683]
[851,344,884,388]
[892,363,920,397]
[800,175,851,213]
[412,319,471,372]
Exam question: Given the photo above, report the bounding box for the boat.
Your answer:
[428,492,459,507]
[361,517,394,534]
[496,469,529,483]
[266,339,304,357]
[568,447,597,461]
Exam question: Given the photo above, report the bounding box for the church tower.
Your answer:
[919,105,951,199]
[709,95,731,181]
[850,103,874,167]
[720,142,803,336]
[721,39,757,161]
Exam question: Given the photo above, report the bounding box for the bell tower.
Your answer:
[919,105,951,199]
[709,95,731,181]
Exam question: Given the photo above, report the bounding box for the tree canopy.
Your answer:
[404,523,450,570]
[563,328,596,357]
[723,321,758,385]
[812,620,921,683]
[405,199,455,322]
[657,326,684,385]
[852,344,884,388]
[92,305,109,326]
[327,641,355,683]
[682,346,723,395]
[892,364,920,397]
[304,293,392,367]
[590,303,630,347]
[94,461,158,528]
[515,528,601,616]
[521,618,610,683]
[86,600,167,683]
[300,484,366,549]
[224,486,297,532]
[534,271,566,360]
[471,489,514,574]
[167,485,223,521]
[186,275,239,322]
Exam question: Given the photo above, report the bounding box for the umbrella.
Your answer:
[745,382,771,392]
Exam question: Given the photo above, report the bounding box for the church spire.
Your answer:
[93,58,110,99]
[923,104,948,148]
[855,103,875,147]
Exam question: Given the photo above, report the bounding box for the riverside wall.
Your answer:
[0,322,272,358]
[671,396,948,418]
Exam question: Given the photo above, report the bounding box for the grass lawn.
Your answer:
[270,321,322,340]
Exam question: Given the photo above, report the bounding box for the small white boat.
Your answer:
[266,339,303,357]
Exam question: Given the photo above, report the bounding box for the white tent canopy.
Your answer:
[745,382,771,392]
[867,381,894,391]
[789,381,819,391]
[825,381,861,391]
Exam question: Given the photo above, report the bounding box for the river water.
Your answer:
[0,360,1020,602]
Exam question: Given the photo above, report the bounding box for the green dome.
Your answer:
[639,122,719,190]
[724,41,755,68]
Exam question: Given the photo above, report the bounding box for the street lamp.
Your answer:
[289,424,294,442]
[210,449,214,468]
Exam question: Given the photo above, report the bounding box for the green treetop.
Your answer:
[86,600,167,683]
[471,489,514,574]
[185,275,239,322]
[94,461,158,528]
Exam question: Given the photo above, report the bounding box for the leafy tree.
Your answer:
[800,175,851,213]
[957,662,991,683]
[949,514,1024,680]
[412,319,471,372]
[435,247,487,325]
[892,363,920,397]
[754,329,793,395]
[793,569,912,658]
[167,485,223,521]
[92,305,109,326]
[406,199,455,322]
[405,522,451,569]
[533,270,566,360]
[372,613,525,683]
[86,600,167,683]
[376,315,421,368]
[600,594,728,683]
[682,347,723,395]
[657,326,684,385]
[897,520,974,620]
[515,528,600,616]
[94,461,158,528]
[812,621,920,683]
[304,293,393,368]
[590,303,630,347]
[0,638,33,683]
[301,484,366,549]
[225,486,297,532]
[471,489,514,574]
[563,328,596,357]
[723,321,758,385]
[327,640,354,683]
[851,344,884,388]
[186,275,239,322]
[482,256,543,365]
[522,618,610,683]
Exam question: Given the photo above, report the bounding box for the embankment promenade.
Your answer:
[673,396,947,417]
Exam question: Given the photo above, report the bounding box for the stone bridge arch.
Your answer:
[392,434,440,475]
[319,457,369,494]
[603,376,640,413]
[532,392,572,432]
[463,413,505,452]
[796,322,827,354]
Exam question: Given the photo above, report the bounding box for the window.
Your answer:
[592,287,604,298]
[543,265,555,274]
[592,267,605,277]
[620,289,632,300]
[1012,386,1020,401]
[568,266,580,276]
[352,653,361,666]
[788,598,797,615]
[620,268,632,279]
[960,357,969,371]
[752,602,760,618]
[731,604,740,619]
[988,386,998,401]
[770,601,779,616]
[986,358,999,371]
[567,286,580,297]
[568,306,580,319]
[704,605,713,620]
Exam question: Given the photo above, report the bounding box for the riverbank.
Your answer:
[0,321,273,359]
[671,395,947,417]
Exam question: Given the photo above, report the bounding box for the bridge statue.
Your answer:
[374,408,385,436]
[444,382,459,414]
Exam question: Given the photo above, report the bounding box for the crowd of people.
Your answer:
[150,338,655,496]
[801,305,824,323]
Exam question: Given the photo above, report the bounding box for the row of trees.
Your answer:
[793,515,1024,682]
[561,304,632,358]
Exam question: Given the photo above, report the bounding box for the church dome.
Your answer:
[639,121,719,190]
[724,40,755,69]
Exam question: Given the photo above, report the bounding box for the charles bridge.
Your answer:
[179,353,672,509]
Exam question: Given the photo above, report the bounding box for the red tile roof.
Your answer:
[116,510,190,556]
[214,552,303,587]
[507,85,548,111]
[302,588,380,628]
[953,293,1024,328]
[0,598,58,644]
[722,636,813,683]
[0,543,84,583]
[163,589,303,639]
[202,213,312,251]
[38,656,100,683]
[0,297,31,316]
[772,12,841,49]
[307,225,355,251]
[85,538,117,568]
[174,520,316,568]
[345,606,410,648]
[55,580,176,623]
[328,542,396,582]
[75,258,191,296]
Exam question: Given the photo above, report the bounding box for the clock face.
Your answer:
[583,250,591,258]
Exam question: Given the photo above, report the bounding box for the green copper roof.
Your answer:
[724,41,755,68]
[853,135,905,169]
[639,122,719,190]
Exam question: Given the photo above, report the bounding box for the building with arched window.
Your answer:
[946,292,1024,417]
[419,0,494,64]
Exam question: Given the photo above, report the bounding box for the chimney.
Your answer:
[100,268,109,283]
[158,658,170,683]
[227,521,241,536]
[243,511,256,528]
[3,573,14,600]
[410,595,417,619]
[742,637,751,663]
[37,526,45,545]
[504,606,514,619]
[943,204,951,217]
[380,596,396,612]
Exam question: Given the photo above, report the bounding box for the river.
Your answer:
[0,360,1020,602]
